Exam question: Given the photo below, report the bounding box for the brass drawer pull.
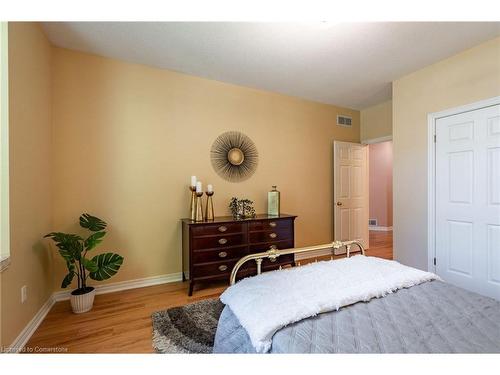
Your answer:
[218,251,227,258]
[269,222,277,228]
[218,238,228,245]
[269,245,277,261]
[218,225,227,232]
[269,232,277,239]
[218,265,228,272]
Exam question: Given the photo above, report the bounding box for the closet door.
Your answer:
[435,104,500,300]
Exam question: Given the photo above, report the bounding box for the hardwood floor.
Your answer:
[25,231,392,353]
[367,230,393,260]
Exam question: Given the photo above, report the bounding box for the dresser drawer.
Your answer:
[192,246,248,264]
[249,219,293,232]
[191,222,244,236]
[182,214,296,295]
[248,239,294,253]
[193,259,240,278]
[192,233,246,250]
[248,228,293,244]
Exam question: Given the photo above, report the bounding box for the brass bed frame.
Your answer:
[229,240,365,285]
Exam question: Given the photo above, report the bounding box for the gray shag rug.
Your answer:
[152,298,224,353]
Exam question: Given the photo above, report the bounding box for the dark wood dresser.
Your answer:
[181,214,297,295]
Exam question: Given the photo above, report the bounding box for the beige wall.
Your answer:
[360,100,392,142]
[393,37,500,270]
[368,141,393,227]
[51,47,360,290]
[1,23,53,347]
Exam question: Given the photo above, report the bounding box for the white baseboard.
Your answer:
[53,272,183,301]
[8,271,183,352]
[369,226,393,232]
[6,294,56,353]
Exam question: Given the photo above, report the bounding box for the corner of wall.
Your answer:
[360,99,393,142]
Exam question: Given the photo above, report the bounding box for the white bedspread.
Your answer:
[220,255,439,353]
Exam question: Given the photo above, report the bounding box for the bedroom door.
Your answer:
[333,141,369,253]
[435,104,500,300]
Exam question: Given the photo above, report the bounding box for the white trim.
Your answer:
[53,272,183,301]
[427,112,436,273]
[427,95,500,273]
[6,271,183,352]
[361,135,392,144]
[369,226,393,232]
[5,295,56,353]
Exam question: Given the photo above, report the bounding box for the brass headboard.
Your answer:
[229,240,365,285]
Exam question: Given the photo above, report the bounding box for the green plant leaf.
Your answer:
[79,213,107,232]
[61,271,75,288]
[89,253,124,281]
[83,258,98,272]
[84,231,106,251]
[45,232,83,262]
[59,239,83,261]
[66,261,75,272]
[44,232,83,244]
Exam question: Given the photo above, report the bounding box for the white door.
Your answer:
[436,104,500,300]
[334,141,369,252]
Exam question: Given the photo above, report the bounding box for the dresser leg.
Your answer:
[182,272,186,282]
[188,281,194,296]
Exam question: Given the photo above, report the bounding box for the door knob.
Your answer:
[336,202,343,206]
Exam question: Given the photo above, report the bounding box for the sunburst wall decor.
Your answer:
[210,131,259,182]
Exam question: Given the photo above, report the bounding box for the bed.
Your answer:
[213,241,500,353]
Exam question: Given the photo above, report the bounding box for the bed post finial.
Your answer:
[256,258,263,275]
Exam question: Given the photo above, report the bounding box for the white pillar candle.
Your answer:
[207,184,213,193]
[191,175,197,187]
[196,181,202,193]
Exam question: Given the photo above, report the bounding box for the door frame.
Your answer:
[361,135,392,145]
[427,95,500,273]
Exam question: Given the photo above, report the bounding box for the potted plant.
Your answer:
[44,213,124,314]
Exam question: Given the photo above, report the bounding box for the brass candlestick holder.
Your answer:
[195,191,204,222]
[205,191,214,221]
[189,186,197,221]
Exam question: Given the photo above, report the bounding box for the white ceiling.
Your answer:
[42,22,500,109]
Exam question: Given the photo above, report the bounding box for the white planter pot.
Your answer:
[70,287,95,314]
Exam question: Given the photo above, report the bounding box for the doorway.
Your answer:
[367,140,393,259]
[332,140,393,259]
